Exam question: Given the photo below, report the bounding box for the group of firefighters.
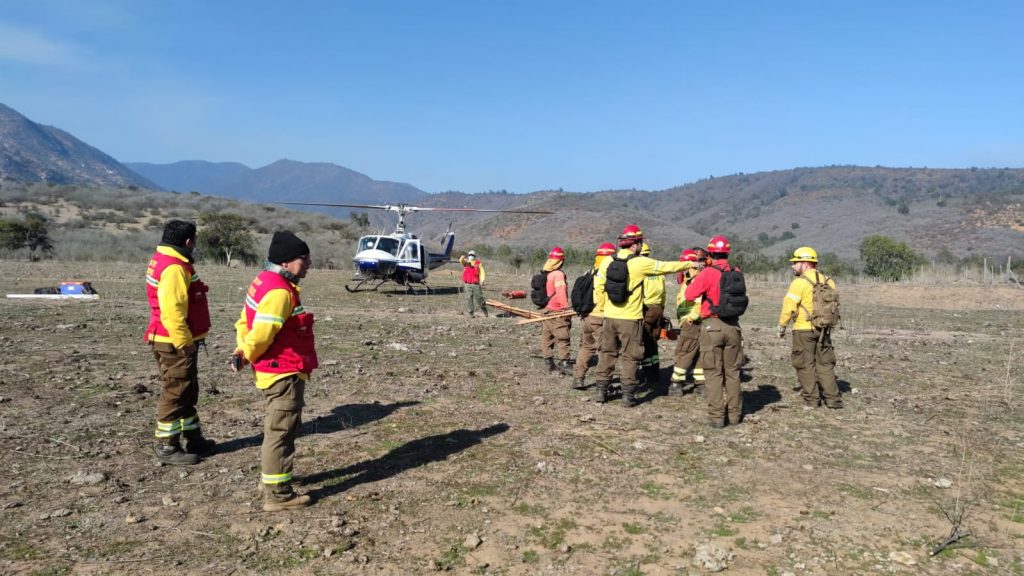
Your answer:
[461,224,842,428]
[144,218,841,513]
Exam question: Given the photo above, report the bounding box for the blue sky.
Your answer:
[1,1,1021,193]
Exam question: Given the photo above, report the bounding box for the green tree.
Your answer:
[0,214,54,260]
[198,212,257,266]
[859,235,925,281]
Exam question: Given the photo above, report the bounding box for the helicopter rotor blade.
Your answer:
[280,202,395,211]
[409,207,553,214]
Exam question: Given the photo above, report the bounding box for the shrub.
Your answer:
[859,235,926,281]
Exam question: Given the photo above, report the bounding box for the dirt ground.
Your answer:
[0,261,1021,576]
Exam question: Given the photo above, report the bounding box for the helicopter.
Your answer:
[281,202,552,293]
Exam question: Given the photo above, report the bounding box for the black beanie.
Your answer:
[268,230,310,264]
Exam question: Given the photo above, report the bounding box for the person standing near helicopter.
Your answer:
[459,250,488,318]
[540,246,573,375]
[231,230,318,511]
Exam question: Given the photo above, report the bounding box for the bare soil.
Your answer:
[0,261,1021,575]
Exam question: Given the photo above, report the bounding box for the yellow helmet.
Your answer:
[789,246,818,263]
[640,242,651,256]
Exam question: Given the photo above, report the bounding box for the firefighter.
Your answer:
[458,250,488,317]
[592,225,693,407]
[670,248,706,396]
[639,242,666,388]
[571,242,616,389]
[541,246,573,375]
[684,235,745,428]
[145,219,215,465]
[232,230,318,511]
[777,246,843,409]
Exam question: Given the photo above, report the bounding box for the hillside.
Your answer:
[0,104,157,189]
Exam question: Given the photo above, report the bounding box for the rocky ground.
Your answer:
[0,261,1021,575]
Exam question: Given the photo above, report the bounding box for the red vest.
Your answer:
[145,250,211,342]
[244,271,318,374]
[462,260,482,284]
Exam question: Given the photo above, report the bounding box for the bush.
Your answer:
[859,235,925,281]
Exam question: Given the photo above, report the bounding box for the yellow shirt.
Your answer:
[235,284,309,389]
[642,274,666,308]
[594,248,690,321]
[676,268,702,323]
[150,245,207,347]
[778,269,836,331]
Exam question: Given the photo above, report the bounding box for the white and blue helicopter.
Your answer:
[282,202,551,293]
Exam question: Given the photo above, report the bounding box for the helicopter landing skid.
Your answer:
[344,278,388,293]
[403,279,433,295]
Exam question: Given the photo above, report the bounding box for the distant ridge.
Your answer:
[127,158,429,206]
[0,103,158,189]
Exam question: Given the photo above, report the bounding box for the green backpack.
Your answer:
[799,273,840,329]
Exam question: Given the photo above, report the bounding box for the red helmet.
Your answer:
[596,242,616,256]
[706,235,731,254]
[618,224,643,247]
[547,246,564,260]
[680,249,700,262]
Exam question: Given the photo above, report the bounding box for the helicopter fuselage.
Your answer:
[347,231,453,291]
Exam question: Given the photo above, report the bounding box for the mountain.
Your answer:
[127,159,428,207]
[0,103,158,189]
[403,167,1024,260]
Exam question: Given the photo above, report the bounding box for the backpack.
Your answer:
[605,254,637,305]
[530,271,551,308]
[708,264,748,319]
[799,273,840,328]
[570,270,596,316]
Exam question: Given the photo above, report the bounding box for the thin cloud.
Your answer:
[0,22,85,68]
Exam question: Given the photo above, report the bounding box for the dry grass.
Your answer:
[0,260,1021,575]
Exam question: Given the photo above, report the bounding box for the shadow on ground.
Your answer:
[215,400,419,455]
[302,423,510,501]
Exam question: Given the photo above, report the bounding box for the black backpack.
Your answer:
[570,270,596,316]
[530,271,551,308]
[708,264,748,319]
[604,254,636,305]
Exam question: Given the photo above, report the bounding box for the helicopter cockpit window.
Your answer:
[358,236,377,252]
[400,241,419,261]
[375,237,400,256]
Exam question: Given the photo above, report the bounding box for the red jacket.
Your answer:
[243,271,318,374]
[145,249,211,343]
[684,258,734,319]
[462,260,482,284]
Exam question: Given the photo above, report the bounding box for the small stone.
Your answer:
[112,495,129,504]
[162,496,179,507]
[769,534,784,545]
[802,464,814,471]
[42,508,72,519]
[934,478,953,489]
[559,543,571,553]
[68,471,107,485]
[889,551,917,565]
[694,435,706,443]
[126,514,144,524]
[463,533,483,549]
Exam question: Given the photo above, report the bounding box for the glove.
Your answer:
[777,325,787,339]
[229,349,250,372]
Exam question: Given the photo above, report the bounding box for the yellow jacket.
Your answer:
[235,285,309,389]
[642,274,666,308]
[676,268,702,323]
[150,245,207,346]
[778,268,836,331]
[594,248,690,321]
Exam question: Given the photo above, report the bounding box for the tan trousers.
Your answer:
[152,341,200,439]
[541,314,572,360]
[595,318,644,387]
[261,375,305,489]
[791,329,841,407]
[700,318,744,422]
[573,314,604,379]
[672,321,703,382]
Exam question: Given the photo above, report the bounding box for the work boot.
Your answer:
[154,438,200,465]
[571,377,587,390]
[557,359,574,376]
[545,357,557,372]
[621,385,638,408]
[183,429,216,456]
[643,366,660,388]
[668,382,683,397]
[263,483,312,512]
[594,381,610,404]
